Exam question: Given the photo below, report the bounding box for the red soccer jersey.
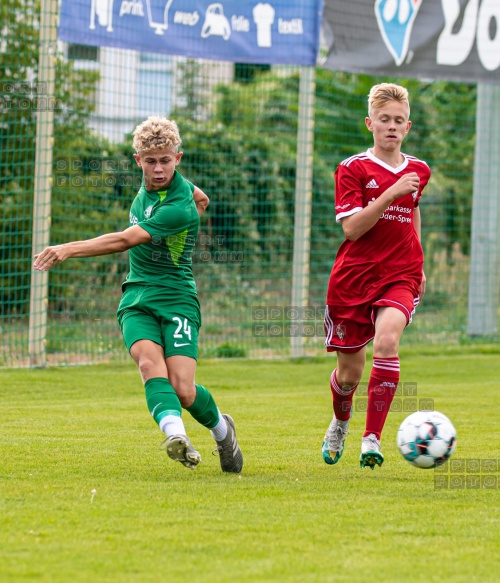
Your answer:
[326,149,431,307]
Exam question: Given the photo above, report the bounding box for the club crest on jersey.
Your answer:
[374,0,423,66]
[144,205,154,219]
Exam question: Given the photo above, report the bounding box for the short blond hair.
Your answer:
[368,83,410,117]
[132,116,182,153]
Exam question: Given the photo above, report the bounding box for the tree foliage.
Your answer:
[0,2,478,317]
[0,0,124,315]
[174,68,476,307]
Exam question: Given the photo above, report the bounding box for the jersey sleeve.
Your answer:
[334,162,364,223]
[414,163,431,208]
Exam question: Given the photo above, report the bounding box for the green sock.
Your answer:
[186,384,220,429]
[144,377,182,425]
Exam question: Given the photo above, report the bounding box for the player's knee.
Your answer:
[373,333,399,356]
[336,369,363,388]
[137,357,162,381]
[177,392,194,408]
[169,376,196,407]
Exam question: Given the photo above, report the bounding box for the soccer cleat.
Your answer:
[214,414,243,473]
[360,433,384,469]
[322,416,350,465]
[163,434,202,470]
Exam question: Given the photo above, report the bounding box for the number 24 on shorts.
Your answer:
[172,316,192,346]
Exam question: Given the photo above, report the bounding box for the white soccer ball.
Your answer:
[396,410,457,469]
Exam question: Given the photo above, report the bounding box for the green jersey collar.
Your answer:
[143,170,182,201]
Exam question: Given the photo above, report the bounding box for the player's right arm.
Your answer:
[341,173,420,241]
[33,225,151,271]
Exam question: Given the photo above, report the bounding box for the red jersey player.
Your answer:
[322,83,431,469]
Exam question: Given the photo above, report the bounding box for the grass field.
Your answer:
[1,350,499,582]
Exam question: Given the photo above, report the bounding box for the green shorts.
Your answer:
[117,284,201,359]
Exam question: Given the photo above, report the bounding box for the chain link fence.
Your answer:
[1,1,498,367]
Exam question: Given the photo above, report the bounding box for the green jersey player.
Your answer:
[34,117,243,473]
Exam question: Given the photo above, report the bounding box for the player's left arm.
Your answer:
[414,206,426,297]
[193,186,209,217]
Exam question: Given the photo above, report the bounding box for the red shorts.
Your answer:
[324,284,420,353]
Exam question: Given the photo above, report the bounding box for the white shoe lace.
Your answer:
[362,433,380,452]
[326,423,349,451]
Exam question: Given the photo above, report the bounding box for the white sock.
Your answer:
[159,414,186,437]
[210,410,228,442]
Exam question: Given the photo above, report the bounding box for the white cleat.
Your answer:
[360,433,384,469]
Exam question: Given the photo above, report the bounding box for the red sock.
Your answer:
[330,368,357,421]
[364,357,400,440]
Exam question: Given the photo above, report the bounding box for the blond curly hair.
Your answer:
[132,116,182,153]
[368,83,410,117]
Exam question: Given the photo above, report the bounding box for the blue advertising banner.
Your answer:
[59,0,323,66]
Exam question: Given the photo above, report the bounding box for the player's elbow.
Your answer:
[342,225,360,241]
[116,233,133,252]
[198,194,210,209]
[340,216,357,241]
[122,238,135,251]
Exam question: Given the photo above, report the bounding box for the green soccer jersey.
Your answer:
[124,170,199,295]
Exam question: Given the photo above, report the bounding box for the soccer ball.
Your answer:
[396,410,457,469]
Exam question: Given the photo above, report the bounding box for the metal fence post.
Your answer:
[28,0,58,366]
[467,83,500,337]
[291,66,316,357]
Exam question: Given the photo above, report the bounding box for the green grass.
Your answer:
[1,354,499,582]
